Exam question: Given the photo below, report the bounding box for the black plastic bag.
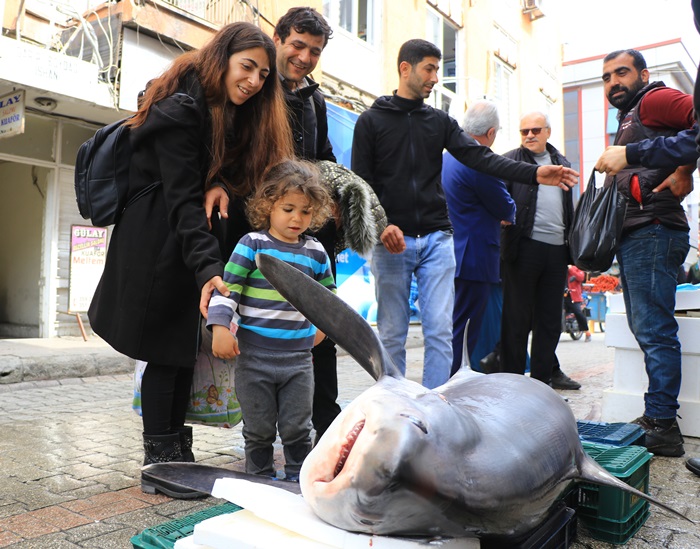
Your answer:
[569,170,627,272]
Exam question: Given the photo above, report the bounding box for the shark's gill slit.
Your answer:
[334,420,365,477]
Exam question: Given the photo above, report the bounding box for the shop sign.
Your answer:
[68,225,107,313]
[0,89,25,139]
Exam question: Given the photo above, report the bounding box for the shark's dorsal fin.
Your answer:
[256,253,401,381]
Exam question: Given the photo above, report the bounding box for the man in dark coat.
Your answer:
[351,39,578,390]
[500,111,580,390]
[210,7,342,444]
[273,7,342,444]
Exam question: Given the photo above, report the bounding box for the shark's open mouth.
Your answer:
[334,420,365,477]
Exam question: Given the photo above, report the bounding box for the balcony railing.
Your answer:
[159,0,259,27]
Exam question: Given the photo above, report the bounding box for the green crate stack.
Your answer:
[578,442,652,545]
[131,502,242,549]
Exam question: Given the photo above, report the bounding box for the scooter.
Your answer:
[562,309,583,340]
[562,289,589,340]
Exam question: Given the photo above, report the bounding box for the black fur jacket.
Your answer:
[316,161,387,256]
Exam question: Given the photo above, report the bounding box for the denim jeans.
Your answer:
[617,224,689,420]
[371,230,455,389]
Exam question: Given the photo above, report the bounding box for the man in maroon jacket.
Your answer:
[600,49,694,457]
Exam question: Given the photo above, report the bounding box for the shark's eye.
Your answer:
[400,413,428,434]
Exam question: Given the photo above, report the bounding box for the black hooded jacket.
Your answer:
[351,94,539,237]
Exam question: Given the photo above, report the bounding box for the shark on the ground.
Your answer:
[143,253,692,542]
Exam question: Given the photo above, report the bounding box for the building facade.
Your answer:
[0,0,564,338]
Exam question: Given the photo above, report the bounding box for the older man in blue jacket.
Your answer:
[442,100,515,375]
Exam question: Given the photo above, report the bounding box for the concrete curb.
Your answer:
[0,326,424,387]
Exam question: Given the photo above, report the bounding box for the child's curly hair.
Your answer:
[246,159,333,232]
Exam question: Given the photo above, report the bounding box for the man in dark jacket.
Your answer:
[351,39,578,389]
[274,7,335,163]
[208,7,342,443]
[500,111,579,390]
[598,49,694,458]
[273,7,340,443]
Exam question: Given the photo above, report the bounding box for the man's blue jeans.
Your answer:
[617,224,689,420]
[371,230,455,389]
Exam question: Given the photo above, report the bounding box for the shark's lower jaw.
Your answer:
[334,420,365,477]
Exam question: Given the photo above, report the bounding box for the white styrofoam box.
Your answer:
[173,535,213,549]
[605,313,700,355]
[193,511,332,549]
[601,389,645,423]
[603,310,700,435]
[207,478,479,549]
[604,313,637,350]
[607,286,700,314]
[680,355,700,400]
[607,292,625,314]
[607,348,700,400]
[611,349,648,394]
[676,286,700,310]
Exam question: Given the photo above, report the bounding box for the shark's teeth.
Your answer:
[334,420,365,477]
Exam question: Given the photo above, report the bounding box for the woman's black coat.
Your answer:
[89,75,224,367]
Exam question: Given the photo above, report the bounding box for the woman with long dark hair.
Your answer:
[88,22,293,497]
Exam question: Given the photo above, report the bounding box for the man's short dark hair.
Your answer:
[275,7,332,48]
[603,49,647,72]
[397,39,442,73]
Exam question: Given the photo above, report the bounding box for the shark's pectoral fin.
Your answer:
[256,253,402,381]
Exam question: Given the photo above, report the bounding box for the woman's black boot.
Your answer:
[141,432,206,499]
[175,426,196,462]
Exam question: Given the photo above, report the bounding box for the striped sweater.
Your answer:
[207,231,336,351]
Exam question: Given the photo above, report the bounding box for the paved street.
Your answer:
[0,330,699,548]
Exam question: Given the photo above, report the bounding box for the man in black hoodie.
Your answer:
[351,39,578,389]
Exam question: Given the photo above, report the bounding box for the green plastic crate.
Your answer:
[579,442,651,541]
[131,502,242,549]
[579,505,650,545]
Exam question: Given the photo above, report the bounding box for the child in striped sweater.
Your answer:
[207,159,335,480]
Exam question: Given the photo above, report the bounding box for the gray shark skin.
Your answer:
[254,253,691,539]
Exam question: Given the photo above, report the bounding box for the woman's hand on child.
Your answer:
[212,325,240,359]
[200,276,230,318]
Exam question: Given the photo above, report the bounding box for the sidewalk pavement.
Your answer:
[0,329,699,548]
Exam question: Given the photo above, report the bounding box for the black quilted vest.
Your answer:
[605,81,689,235]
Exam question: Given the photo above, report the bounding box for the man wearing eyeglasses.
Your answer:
[500,111,580,391]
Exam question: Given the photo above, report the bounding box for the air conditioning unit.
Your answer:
[522,0,545,20]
